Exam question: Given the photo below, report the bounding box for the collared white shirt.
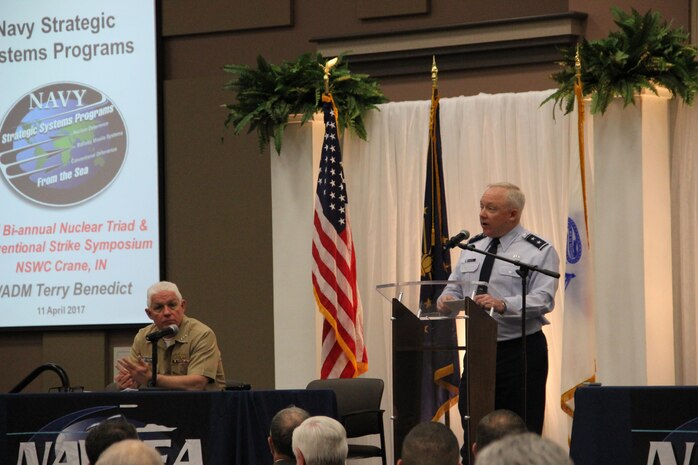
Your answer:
[441,224,560,341]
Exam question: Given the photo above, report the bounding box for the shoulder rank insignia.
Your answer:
[468,233,486,244]
[524,233,549,250]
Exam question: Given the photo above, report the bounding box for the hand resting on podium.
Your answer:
[436,292,507,314]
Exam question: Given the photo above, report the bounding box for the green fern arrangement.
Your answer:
[223,52,387,154]
[543,7,698,114]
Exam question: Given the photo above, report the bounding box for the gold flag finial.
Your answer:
[431,56,438,89]
[322,57,339,94]
[575,43,582,81]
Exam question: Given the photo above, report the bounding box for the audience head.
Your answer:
[292,416,347,465]
[85,416,138,465]
[269,406,311,460]
[473,409,527,455]
[398,421,460,465]
[95,439,161,465]
[475,432,573,465]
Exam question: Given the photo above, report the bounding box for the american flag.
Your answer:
[311,94,368,379]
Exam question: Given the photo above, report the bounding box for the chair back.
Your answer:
[306,378,384,438]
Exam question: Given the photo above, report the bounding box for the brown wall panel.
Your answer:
[378,62,559,102]
[163,76,275,389]
[164,0,570,81]
[569,0,688,40]
[0,333,43,393]
[162,0,293,37]
[357,0,429,19]
[42,332,105,391]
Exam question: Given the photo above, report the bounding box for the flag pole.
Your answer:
[574,44,591,245]
[432,55,438,89]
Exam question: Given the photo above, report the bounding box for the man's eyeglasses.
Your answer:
[149,301,181,314]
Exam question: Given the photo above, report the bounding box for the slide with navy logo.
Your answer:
[0,1,160,328]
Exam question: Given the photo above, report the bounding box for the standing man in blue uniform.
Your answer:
[438,182,560,439]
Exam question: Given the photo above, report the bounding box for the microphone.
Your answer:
[443,230,470,250]
[145,324,179,342]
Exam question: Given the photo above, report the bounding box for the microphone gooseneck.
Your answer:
[145,324,179,342]
[443,230,470,250]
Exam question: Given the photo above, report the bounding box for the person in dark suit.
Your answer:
[269,406,310,464]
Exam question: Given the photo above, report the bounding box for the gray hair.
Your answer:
[146,281,182,307]
[487,182,526,211]
[475,432,573,465]
[95,440,161,465]
[292,416,348,465]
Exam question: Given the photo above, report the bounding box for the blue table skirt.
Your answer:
[0,389,337,465]
[570,386,698,465]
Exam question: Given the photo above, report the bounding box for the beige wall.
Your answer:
[0,0,689,393]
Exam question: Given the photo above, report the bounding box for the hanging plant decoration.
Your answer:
[222,52,387,154]
[543,7,698,114]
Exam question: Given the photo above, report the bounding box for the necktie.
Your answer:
[476,238,500,295]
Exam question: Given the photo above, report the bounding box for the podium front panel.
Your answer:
[391,296,496,463]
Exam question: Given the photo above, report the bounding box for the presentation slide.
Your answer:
[0,1,160,328]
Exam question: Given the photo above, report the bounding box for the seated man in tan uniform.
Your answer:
[115,281,226,391]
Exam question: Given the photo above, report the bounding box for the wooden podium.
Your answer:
[378,281,497,464]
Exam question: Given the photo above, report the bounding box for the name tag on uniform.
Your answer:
[460,260,479,273]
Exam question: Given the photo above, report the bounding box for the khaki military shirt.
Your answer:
[130,316,226,390]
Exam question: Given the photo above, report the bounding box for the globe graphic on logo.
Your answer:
[0,82,127,206]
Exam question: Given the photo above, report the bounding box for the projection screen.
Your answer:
[0,0,161,328]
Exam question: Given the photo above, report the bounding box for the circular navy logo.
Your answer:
[566,217,582,264]
[0,82,127,207]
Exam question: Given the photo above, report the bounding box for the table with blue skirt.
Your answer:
[570,385,698,465]
[0,389,337,465]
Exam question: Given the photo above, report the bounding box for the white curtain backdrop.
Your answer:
[671,102,698,385]
[341,90,577,455]
[272,88,698,462]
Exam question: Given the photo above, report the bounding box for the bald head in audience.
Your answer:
[95,439,161,465]
[475,432,573,465]
[269,406,311,464]
[398,421,461,465]
[472,409,527,455]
